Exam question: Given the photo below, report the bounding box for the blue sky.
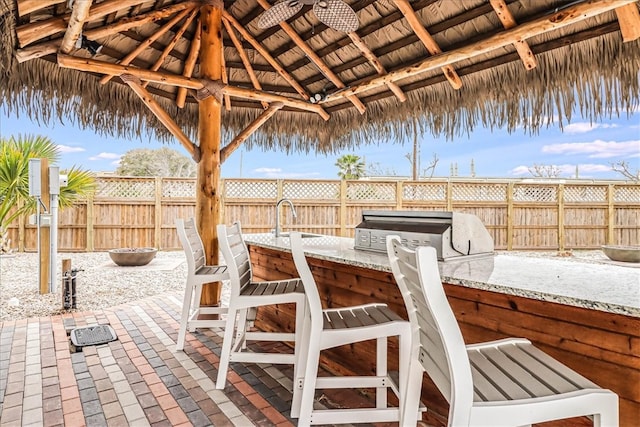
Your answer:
[1,105,639,180]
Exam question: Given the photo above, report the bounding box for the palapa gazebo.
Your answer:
[1,0,639,304]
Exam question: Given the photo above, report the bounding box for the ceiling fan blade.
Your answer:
[257,1,304,29]
[313,0,359,33]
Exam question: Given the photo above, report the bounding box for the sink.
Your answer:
[277,232,322,239]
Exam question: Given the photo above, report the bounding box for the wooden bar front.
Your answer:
[248,244,640,427]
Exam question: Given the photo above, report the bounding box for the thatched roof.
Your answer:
[1,0,639,155]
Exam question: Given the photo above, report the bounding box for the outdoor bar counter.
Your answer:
[243,234,640,426]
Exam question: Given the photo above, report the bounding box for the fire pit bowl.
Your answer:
[108,248,157,266]
[601,245,640,263]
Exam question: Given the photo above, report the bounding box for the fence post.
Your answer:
[154,177,162,249]
[507,182,514,251]
[86,194,94,252]
[396,181,403,210]
[607,184,615,245]
[557,184,565,251]
[220,179,226,224]
[340,180,347,237]
[446,180,453,211]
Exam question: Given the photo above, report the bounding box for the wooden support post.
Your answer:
[61,258,71,308]
[39,159,50,294]
[59,0,93,54]
[197,0,223,307]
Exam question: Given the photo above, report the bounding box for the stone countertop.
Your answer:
[244,234,640,318]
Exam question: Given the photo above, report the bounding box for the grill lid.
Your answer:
[354,210,494,260]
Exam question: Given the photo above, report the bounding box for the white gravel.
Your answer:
[0,251,190,321]
[0,248,616,322]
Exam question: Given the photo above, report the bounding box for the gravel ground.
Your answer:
[0,248,618,322]
[0,251,190,321]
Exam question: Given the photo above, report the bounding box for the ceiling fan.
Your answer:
[257,0,359,33]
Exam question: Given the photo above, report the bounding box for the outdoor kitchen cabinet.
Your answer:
[244,234,640,427]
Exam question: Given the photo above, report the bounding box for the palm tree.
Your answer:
[335,154,365,180]
[0,135,95,252]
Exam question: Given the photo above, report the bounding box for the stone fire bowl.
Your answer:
[108,248,157,266]
[601,245,640,263]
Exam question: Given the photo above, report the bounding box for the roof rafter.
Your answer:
[323,0,636,103]
[56,54,330,120]
[256,0,366,114]
[223,18,269,109]
[489,0,538,70]
[346,31,406,102]
[222,10,312,101]
[16,0,149,48]
[141,8,199,88]
[176,20,201,108]
[16,1,198,62]
[100,7,194,85]
[615,3,640,42]
[393,0,462,90]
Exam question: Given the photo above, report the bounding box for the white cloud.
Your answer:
[89,152,121,161]
[253,167,321,179]
[509,163,613,177]
[56,144,85,153]
[541,139,640,158]
[509,166,531,176]
[254,167,281,174]
[563,122,618,134]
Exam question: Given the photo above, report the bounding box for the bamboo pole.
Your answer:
[197,0,224,307]
[59,0,93,54]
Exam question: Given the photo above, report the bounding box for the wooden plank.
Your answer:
[615,3,640,42]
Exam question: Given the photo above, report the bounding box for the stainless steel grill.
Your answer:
[354,210,494,261]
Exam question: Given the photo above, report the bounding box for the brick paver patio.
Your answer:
[0,293,396,427]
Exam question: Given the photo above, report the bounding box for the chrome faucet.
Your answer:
[274,198,297,237]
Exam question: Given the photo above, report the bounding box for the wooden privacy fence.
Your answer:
[7,176,639,252]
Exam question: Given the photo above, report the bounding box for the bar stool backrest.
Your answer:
[176,218,207,277]
[386,236,474,419]
[217,221,253,298]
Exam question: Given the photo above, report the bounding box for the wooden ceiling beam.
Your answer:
[327,21,622,113]
[347,31,407,102]
[223,19,269,109]
[17,0,149,48]
[121,73,199,161]
[16,1,198,62]
[615,3,640,42]
[177,21,201,108]
[394,0,462,90]
[17,0,65,17]
[222,10,311,100]
[142,8,198,88]
[489,0,537,70]
[59,0,93,54]
[100,7,193,84]
[56,54,330,120]
[221,102,284,163]
[323,0,636,103]
[255,0,366,114]
[220,35,232,111]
